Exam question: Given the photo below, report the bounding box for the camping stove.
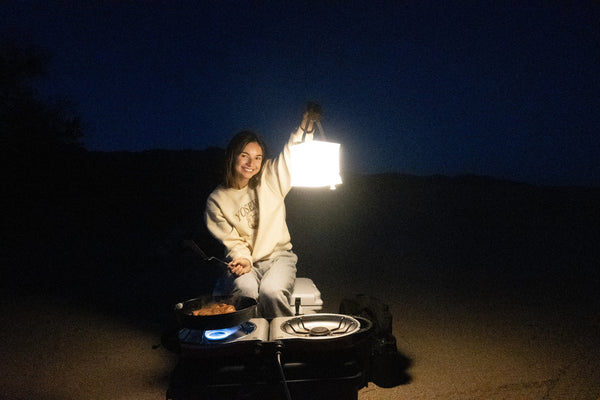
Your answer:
[166,314,372,400]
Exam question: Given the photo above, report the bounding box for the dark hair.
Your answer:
[223,130,268,189]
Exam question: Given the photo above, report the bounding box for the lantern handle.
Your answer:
[300,120,327,142]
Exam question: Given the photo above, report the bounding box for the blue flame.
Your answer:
[204,326,240,341]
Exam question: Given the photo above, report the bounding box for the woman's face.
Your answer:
[233,141,263,188]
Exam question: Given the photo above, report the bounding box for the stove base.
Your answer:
[166,357,364,400]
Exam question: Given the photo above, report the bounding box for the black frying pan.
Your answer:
[174,295,257,330]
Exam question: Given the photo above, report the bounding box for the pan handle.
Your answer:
[182,240,229,267]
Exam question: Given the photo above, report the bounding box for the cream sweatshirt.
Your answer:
[205,128,309,264]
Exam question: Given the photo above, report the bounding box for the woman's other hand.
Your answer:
[229,258,252,276]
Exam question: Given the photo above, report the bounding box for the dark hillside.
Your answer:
[286,174,600,308]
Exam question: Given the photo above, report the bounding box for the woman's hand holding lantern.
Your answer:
[301,102,321,135]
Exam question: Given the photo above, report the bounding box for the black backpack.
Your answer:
[339,294,393,337]
[339,294,411,388]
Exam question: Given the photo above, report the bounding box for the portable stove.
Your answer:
[166,313,372,400]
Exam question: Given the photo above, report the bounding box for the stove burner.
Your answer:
[178,321,257,345]
[279,314,360,339]
[204,326,240,341]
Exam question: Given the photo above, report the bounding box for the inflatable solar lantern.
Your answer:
[290,118,342,190]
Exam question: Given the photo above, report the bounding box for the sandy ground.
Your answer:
[1,271,599,400]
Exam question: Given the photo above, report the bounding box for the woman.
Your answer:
[204,109,317,318]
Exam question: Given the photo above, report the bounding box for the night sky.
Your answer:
[3,1,600,186]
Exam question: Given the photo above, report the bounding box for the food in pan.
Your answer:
[191,302,236,316]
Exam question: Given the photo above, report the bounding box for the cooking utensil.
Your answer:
[182,239,229,267]
[174,295,257,330]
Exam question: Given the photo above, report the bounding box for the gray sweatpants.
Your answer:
[221,250,297,319]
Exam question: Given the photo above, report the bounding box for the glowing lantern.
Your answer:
[290,121,342,190]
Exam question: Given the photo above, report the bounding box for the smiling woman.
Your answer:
[223,131,268,190]
[234,142,264,189]
[204,109,317,319]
